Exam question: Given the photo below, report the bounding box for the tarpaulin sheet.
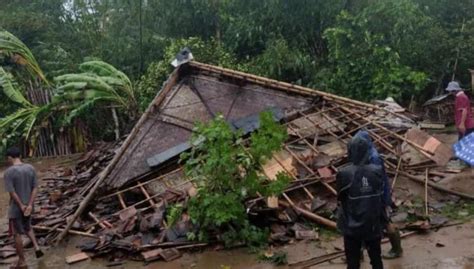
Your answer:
[453,132,474,166]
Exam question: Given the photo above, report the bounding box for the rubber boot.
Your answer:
[383,229,403,259]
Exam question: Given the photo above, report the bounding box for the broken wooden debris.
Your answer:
[392,171,474,200]
[160,248,182,262]
[289,231,417,268]
[141,248,163,262]
[21,61,468,265]
[66,252,90,264]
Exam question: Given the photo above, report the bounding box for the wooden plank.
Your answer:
[141,248,163,262]
[406,128,453,166]
[262,150,295,180]
[160,248,182,262]
[66,252,89,264]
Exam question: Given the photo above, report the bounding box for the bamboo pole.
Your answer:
[290,231,416,268]
[283,145,337,196]
[189,61,403,119]
[280,195,337,229]
[391,156,403,191]
[33,225,98,239]
[425,169,429,216]
[394,171,474,200]
[99,168,184,200]
[339,106,433,159]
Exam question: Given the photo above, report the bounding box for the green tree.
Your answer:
[181,112,290,247]
[323,2,430,101]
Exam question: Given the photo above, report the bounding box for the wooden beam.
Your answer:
[280,195,337,229]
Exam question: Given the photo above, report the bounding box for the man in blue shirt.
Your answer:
[355,130,403,259]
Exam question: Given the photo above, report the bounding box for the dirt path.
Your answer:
[1,160,473,269]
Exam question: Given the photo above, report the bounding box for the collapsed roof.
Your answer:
[45,61,469,252]
[103,61,416,189]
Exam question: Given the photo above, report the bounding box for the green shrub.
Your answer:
[181,111,290,248]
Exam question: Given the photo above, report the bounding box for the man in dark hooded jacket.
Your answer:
[355,130,403,259]
[337,136,385,269]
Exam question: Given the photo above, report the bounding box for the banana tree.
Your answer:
[0,67,53,153]
[0,30,48,83]
[53,60,138,140]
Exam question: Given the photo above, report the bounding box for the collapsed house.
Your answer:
[1,61,471,264]
[422,93,474,125]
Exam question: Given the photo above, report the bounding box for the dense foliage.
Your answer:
[181,112,290,247]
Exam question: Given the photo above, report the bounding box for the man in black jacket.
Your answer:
[337,136,385,269]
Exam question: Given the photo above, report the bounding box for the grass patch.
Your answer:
[440,201,474,221]
[319,227,340,241]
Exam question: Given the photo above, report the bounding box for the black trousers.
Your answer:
[344,236,383,269]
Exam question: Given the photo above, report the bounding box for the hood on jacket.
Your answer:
[347,135,370,165]
[355,130,374,148]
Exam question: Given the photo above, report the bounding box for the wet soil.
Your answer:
[1,157,473,269]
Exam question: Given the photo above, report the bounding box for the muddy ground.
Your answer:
[1,149,474,268]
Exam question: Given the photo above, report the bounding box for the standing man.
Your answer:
[337,136,385,269]
[355,131,403,259]
[446,81,474,139]
[4,147,43,268]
